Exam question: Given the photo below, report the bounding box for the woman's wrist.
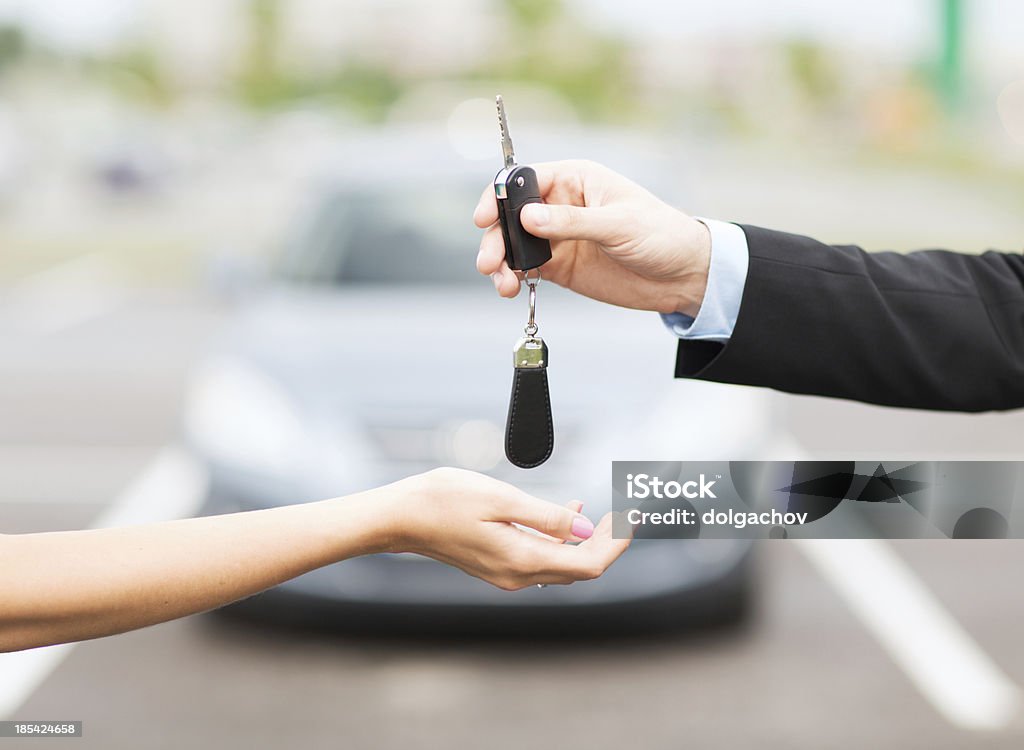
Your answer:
[320,481,412,557]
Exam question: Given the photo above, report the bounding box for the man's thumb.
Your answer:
[520,202,626,244]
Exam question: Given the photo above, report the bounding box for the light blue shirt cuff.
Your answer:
[660,218,749,342]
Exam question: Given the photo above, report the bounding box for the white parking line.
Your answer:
[798,538,1021,731]
[0,445,207,719]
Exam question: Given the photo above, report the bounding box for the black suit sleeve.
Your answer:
[674,224,1024,412]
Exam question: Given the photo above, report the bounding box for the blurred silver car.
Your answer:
[184,129,771,633]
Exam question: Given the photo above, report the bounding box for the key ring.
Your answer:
[524,269,540,336]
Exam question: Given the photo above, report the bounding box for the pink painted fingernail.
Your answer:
[572,516,594,540]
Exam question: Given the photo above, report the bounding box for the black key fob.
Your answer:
[494,165,552,272]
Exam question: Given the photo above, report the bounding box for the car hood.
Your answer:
[220,284,676,420]
[199,283,772,505]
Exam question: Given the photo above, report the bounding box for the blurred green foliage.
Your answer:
[0,24,25,71]
[478,0,634,122]
[235,0,403,117]
[90,47,173,105]
[505,0,565,27]
[229,0,634,121]
[237,0,284,107]
[783,40,840,109]
[936,0,964,113]
[0,0,1010,178]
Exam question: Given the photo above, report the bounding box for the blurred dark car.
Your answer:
[183,127,772,633]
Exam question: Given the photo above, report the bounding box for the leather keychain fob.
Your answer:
[505,276,554,468]
[494,95,552,272]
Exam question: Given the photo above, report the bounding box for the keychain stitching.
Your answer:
[506,369,554,468]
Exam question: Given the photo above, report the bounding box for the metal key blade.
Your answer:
[496,94,516,169]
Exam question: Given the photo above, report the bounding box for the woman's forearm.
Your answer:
[0,486,399,652]
[0,467,629,653]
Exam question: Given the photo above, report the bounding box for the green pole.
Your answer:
[938,0,964,113]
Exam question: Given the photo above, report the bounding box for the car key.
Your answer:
[493,95,552,272]
[493,95,554,468]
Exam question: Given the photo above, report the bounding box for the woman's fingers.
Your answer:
[525,501,585,544]
[413,469,627,590]
[573,512,632,574]
[537,513,631,583]
[496,493,595,542]
[502,513,631,588]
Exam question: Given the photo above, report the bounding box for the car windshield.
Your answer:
[276,187,484,285]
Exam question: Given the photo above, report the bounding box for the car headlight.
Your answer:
[183,356,308,477]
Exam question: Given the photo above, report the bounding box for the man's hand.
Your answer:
[474,159,711,316]
[386,467,630,591]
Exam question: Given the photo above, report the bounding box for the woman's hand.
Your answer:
[474,159,711,316]
[379,467,630,590]
[1,467,628,652]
